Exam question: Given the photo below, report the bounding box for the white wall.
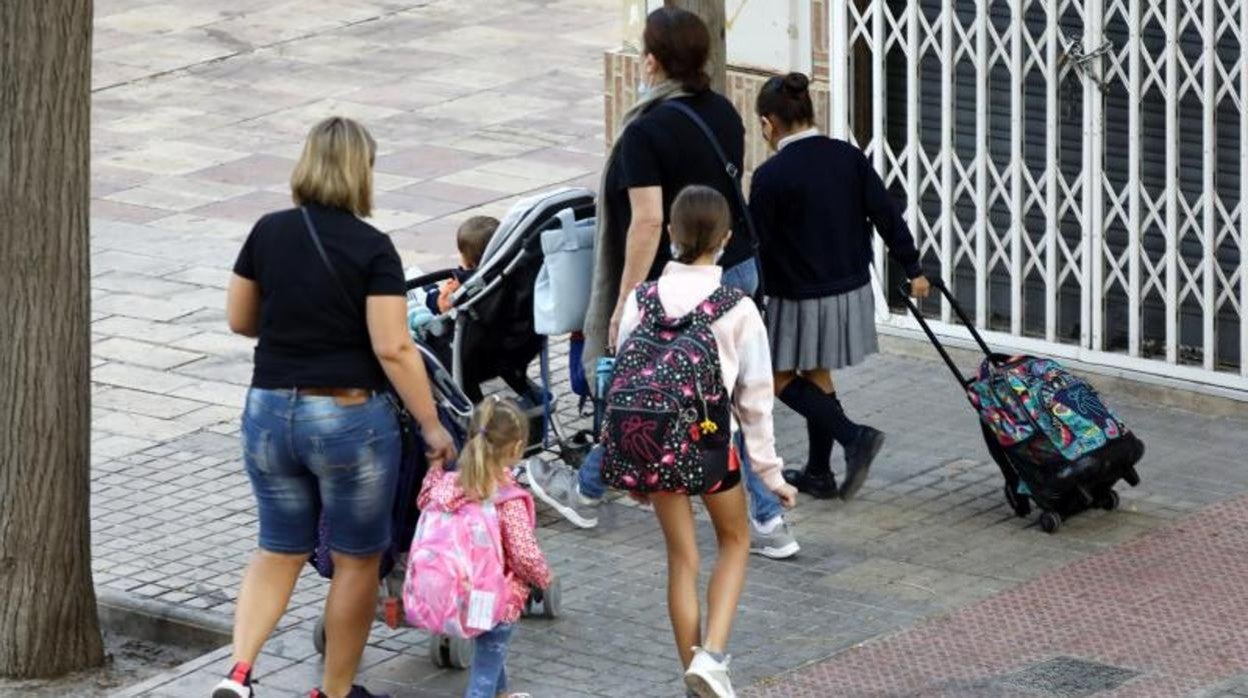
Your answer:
[639,0,812,75]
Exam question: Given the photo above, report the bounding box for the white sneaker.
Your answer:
[212,677,251,698]
[684,647,735,698]
[527,459,601,529]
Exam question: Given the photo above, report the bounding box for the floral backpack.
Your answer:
[967,355,1128,462]
[601,282,743,494]
[402,482,533,639]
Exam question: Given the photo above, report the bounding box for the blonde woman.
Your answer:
[217,117,456,698]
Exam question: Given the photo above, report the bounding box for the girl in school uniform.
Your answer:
[750,73,932,501]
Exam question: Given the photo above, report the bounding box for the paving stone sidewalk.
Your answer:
[744,493,1248,698]
[84,0,1248,696]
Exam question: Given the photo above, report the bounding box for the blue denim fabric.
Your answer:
[721,256,759,296]
[578,444,607,500]
[737,432,782,523]
[241,388,401,556]
[466,622,513,698]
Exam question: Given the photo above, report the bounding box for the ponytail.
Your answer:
[458,396,528,501]
[669,185,732,264]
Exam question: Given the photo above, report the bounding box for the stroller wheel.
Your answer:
[1039,511,1062,534]
[312,615,327,656]
[1100,490,1120,511]
[1003,483,1031,518]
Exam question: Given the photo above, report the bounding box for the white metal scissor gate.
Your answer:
[829,0,1247,392]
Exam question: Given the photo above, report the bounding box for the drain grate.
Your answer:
[1000,656,1139,696]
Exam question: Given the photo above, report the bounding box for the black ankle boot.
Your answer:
[841,426,885,500]
[783,468,839,499]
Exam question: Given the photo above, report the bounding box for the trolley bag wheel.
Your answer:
[448,636,474,668]
[1003,483,1031,518]
[312,615,327,656]
[541,577,562,619]
[429,634,474,669]
[1100,489,1120,511]
[1039,511,1062,534]
[1123,465,1141,487]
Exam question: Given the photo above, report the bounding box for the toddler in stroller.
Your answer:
[404,187,599,468]
[409,216,499,327]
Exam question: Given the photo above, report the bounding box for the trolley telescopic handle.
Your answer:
[897,278,997,388]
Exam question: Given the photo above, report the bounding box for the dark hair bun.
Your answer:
[756,72,815,127]
[781,72,810,94]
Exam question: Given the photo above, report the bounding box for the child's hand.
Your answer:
[773,483,798,509]
[909,275,932,299]
[436,277,460,314]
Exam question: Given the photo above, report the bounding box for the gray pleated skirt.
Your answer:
[766,283,879,371]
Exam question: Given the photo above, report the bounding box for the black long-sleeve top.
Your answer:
[749,134,924,300]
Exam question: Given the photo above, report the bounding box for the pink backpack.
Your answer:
[402,482,532,638]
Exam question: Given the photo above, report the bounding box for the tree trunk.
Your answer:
[0,0,102,679]
[667,0,727,94]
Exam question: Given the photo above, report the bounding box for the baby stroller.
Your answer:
[405,187,598,468]
[307,344,562,667]
[900,280,1145,534]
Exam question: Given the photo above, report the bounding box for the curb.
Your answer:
[97,587,232,651]
[96,588,233,697]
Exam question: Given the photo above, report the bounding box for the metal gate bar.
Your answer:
[830,0,1248,392]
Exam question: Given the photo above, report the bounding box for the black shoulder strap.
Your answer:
[300,206,363,323]
[661,100,759,248]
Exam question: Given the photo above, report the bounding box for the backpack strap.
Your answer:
[688,285,746,327]
[632,281,666,327]
[493,484,537,528]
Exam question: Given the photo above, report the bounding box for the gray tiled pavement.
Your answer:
[83,1,1248,697]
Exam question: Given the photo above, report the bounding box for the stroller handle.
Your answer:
[406,268,457,291]
[896,277,997,387]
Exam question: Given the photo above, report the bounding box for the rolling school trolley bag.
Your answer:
[900,280,1145,534]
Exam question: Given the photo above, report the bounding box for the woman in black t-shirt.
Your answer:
[216,117,455,698]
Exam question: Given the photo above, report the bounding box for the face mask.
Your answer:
[638,79,651,100]
[714,246,725,263]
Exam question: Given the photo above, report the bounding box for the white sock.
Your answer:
[575,484,602,504]
[754,515,784,534]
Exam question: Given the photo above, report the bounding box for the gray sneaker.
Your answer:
[749,519,799,560]
[527,459,600,529]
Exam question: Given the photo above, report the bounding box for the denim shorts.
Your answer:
[241,388,401,556]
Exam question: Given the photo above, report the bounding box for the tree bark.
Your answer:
[667,0,727,94]
[0,0,103,679]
